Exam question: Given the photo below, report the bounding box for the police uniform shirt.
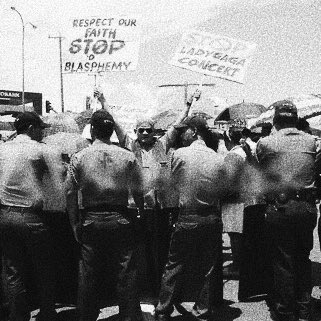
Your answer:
[67,139,142,208]
[0,134,49,208]
[256,127,316,192]
[172,139,226,211]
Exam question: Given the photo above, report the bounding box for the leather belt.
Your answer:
[84,205,127,213]
[179,206,219,217]
[266,189,316,205]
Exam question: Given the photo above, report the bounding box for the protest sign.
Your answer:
[63,16,141,73]
[169,29,257,84]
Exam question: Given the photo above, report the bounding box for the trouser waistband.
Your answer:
[179,206,219,217]
[84,205,127,213]
[0,205,42,212]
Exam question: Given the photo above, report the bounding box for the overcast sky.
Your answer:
[1,0,320,115]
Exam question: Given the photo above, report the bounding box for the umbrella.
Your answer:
[43,113,80,137]
[214,102,266,122]
[252,94,321,128]
[73,109,94,132]
[42,132,89,155]
[152,109,213,130]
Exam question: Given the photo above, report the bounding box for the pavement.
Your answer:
[29,215,321,321]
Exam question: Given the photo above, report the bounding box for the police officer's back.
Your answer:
[256,100,317,321]
[66,109,144,321]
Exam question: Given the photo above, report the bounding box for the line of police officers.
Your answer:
[0,96,319,321]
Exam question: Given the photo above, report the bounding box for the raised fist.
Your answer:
[193,88,202,101]
[93,88,105,103]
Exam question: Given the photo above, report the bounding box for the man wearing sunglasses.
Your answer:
[95,88,201,294]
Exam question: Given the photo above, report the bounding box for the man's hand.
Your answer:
[193,88,202,101]
[93,88,106,104]
[187,88,202,105]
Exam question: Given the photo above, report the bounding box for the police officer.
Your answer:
[0,112,57,321]
[66,109,145,321]
[256,101,318,321]
[155,115,227,321]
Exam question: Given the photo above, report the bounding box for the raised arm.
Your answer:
[164,88,202,150]
[94,89,127,145]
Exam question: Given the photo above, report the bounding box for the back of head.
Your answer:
[175,115,208,135]
[90,109,114,139]
[271,100,298,128]
[14,111,49,134]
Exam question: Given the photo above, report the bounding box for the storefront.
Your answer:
[0,90,42,115]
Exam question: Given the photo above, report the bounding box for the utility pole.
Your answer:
[11,7,37,111]
[158,82,216,105]
[49,34,65,112]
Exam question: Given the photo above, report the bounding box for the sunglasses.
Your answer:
[138,128,153,134]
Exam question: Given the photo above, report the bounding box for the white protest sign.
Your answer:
[169,30,257,84]
[63,16,141,73]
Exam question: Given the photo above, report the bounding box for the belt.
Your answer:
[0,205,42,213]
[179,206,219,217]
[266,189,316,205]
[84,205,127,213]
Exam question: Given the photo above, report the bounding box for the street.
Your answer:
[28,213,321,321]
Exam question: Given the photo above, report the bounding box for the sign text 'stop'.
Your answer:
[169,30,257,84]
[63,16,141,74]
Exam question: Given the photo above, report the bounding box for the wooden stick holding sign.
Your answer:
[189,82,203,115]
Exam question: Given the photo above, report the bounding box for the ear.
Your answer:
[134,128,137,133]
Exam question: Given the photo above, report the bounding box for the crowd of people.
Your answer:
[0,89,320,321]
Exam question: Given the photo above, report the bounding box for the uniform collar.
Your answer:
[277,127,301,135]
[190,139,207,147]
[14,134,32,142]
[92,139,112,146]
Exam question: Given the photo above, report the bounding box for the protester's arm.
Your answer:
[66,154,81,243]
[94,89,128,146]
[163,89,201,151]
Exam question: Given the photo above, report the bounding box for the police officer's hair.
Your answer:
[91,124,114,139]
[273,114,298,127]
[229,129,243,145]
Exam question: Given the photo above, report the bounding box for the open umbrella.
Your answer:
[43,132,89,155]
[43,113,80,137]
[214,102,266,122]
[73,109,94,132]
[252,94,321,128]
[152,109,213,130]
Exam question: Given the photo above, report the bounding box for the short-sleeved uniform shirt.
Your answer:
[67,140,142,208]
[256,128,316,194]
[171,140,226,212]
[0,135,49,208]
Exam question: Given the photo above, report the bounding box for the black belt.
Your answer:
[179,206,219,217]
[84,205,127,213]
[266,189,316,205]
